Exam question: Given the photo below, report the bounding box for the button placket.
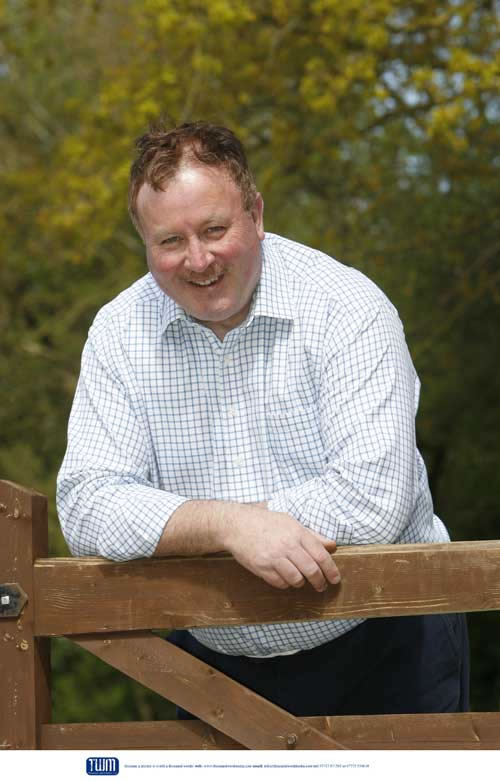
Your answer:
[220,346,243,478]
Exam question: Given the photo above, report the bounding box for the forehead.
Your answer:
[137,163,243,221]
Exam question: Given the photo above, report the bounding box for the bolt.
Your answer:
[286,733,298,748]
[19,640,29,651]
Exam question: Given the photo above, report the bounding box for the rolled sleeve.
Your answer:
[57,333,189,560]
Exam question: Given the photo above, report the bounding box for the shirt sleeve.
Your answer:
[56,331,190,561]
[266,301,426,546]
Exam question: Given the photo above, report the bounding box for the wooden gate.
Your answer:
[1,479,500,750]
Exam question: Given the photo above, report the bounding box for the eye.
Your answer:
[161,235,181,247]
[206,225,226,237]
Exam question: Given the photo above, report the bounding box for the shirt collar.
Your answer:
[157,282,189,334]
[248,237,296,324]
[156,234,296,335]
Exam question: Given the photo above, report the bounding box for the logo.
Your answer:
[86,757,119,776]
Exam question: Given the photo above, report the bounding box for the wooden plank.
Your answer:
[41,712,500,750]
[71,631,347,750]
[41,720,241,750]
[0,481,51,750]
[34,540,500,636]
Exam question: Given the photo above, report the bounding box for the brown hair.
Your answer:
[128,120,258,234]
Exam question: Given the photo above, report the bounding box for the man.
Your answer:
[57,121,469,717]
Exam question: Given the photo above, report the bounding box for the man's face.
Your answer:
[136,164,265,340]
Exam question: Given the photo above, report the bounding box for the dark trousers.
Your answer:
[168,613,470,718]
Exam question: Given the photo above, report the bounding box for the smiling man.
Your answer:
[136,165,264,339]
[57,121,469,717]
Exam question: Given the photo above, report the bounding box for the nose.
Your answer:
[184,238,214,273]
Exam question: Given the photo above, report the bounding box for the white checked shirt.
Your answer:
[57,233,449,656]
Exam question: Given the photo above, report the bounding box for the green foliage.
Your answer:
[1,0,499,717]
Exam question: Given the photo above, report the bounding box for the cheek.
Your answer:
[148,251,181,278]
[223,234,261,276]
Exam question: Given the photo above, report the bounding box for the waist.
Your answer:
[190,617,366,656]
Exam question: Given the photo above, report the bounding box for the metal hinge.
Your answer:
[0,583,28,618]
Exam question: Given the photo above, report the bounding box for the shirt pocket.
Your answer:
[265,398,323,471]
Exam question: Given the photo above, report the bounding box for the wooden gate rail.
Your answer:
[34,540,500,636]
[73,631,347,750]
[41,713,500,751]
[1,479,500,751]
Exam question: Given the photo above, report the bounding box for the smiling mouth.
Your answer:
[188,272,224,287]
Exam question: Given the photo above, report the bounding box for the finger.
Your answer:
[233,552,290,589]
[261,570,290,590]
[274,558,306,589]
[303,535,341,586]
[287,548,329,592]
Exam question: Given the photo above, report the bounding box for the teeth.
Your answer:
[190,274,222,286]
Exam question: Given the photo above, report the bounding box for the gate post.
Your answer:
[0,481,51,749]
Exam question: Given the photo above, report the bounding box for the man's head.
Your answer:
[129,121,265,340]
[128,121,258,235]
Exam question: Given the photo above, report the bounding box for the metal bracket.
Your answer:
[0,583,28,618]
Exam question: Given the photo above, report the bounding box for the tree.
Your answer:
[1,0,499,716]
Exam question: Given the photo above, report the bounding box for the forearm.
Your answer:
[154,498,269,556]
[153,499,238,557]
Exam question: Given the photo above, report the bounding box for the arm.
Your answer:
[267,301,427,546]
[58,331,339,589]
[57,332,190,560]
[154,499,339,591]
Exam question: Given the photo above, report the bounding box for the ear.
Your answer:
[251,193,265,240]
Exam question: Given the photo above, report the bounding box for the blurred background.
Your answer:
[1,0,499,722]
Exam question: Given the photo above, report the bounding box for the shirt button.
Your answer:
[228,407,237,417]
[234,455,244,467]
[223,355,233,366]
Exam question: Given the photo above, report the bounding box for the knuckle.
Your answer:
[255,554,272,570]
[302,563,321,579]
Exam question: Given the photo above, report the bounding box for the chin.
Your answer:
[191,301,236,321]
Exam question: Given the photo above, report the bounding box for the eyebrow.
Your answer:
[151,214,230,243]
[151,229,180,242]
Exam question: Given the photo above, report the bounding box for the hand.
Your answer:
[223,505,340,592]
